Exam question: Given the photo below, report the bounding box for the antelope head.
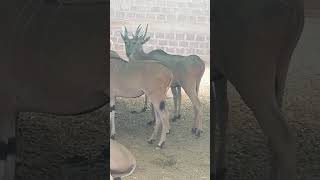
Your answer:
[120,24,150,58]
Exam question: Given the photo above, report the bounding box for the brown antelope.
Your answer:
[109,54,172,148]
[121,25,206,136]
[110,139,136,179]
[212,0,304,179]
[0,1,108,179]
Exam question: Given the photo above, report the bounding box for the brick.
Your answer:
[185,48,195,54]
[126,12,135,18]
[155,32,165,39]
[136,13,146,19]
[177,15,187,22]
[197,16,207,23]
[161,8,170,14]
[168,40,178,46]
[157,0,166,7]
[179,41,188,47]
[158,40,168,46]
[176,33,185,40]
[196,34,205,41]
[196,49,205,55]
[190,42,199,48]
[183,8,193,15]
[175,48,185,54]
[186,33,195,41]
[147,14,156,20]
[167,15,177,22]
[156,14,166,21]
[167,1,177,8]
[199,42,209,48]
[165,33,175,39]
[189,16,196,23]
[151,7,160,12]
[135,0,145,4]
[165,47,175,54]
[177,2,187,8]
[116,12,125,18]
[192,9,202,16]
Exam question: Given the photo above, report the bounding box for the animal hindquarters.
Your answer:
[110,139,136,178]
[147,98,169,148]
[178,57,204,135]
[146,64,172,147]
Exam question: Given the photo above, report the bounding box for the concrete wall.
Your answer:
[110,0,210,62]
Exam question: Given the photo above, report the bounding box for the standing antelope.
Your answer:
[109,54,172,147]
[121,25,206,136]
[212,0,304,179]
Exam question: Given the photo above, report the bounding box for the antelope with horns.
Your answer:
[121,25,206,136]
[109,53,173,148]
[212,0,304,179]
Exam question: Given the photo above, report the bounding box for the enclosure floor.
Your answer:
[15,18,320,180]
[114,66,211,180]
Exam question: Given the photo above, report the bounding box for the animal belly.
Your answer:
[113,88,144,98]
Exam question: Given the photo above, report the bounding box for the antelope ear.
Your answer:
[143,36,151,44]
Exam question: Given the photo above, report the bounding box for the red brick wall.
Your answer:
[110,0,210,62]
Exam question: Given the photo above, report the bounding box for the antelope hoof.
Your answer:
[195,129,203,137]
[157,142,165,149]
[147,139,154,144]
[191,128,197,134]
[147,120,155,126]
[213,168,227,180]
[141,107,147,112]
[166,130,171,134]
[131,110,138,114]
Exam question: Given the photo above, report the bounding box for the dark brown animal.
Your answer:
[212,0,304,179]
[0,1,108,179]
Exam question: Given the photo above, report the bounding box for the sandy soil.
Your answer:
[113,66,211,180]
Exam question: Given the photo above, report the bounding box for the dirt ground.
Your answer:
[15,108,109,180]
[113,65,211,180]
[15,18,320,180]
